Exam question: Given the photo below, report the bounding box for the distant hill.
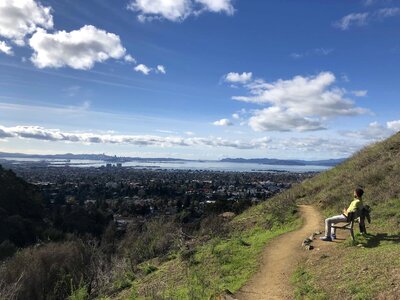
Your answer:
[0,152,191,162]
[0,151,345,166]
[220,157,346,166]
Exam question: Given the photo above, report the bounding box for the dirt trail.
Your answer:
[235,205,323,300]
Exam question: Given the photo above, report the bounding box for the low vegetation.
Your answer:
[130,202,300,299]
[290,132,400,299]
[2,133,399,299]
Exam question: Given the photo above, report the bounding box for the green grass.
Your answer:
[130,220,301,300]
[68,286,88,300]
[110,194,301,300]
[291,266,327,300]
[115,134,400,299]
[288,133,400,299]
[187,222,301,295]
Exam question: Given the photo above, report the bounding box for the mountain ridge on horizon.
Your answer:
[0,151,346,166]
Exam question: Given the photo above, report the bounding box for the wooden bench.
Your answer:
[331,212,357,240]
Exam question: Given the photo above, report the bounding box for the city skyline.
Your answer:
[1,0,400,160]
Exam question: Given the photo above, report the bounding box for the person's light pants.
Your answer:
[325,214,347,236]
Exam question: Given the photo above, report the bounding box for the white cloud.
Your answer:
[0,0,53,45]
[213,118,233,126]
[334,12,369,30]
[343,122,388,140]
[352,90,368,97]
[290,48,333,59]
[334,7,400,30]
[224,72,253,84]
[156,64,166,74]
[341,74,350,82]
[128,0,192,22]
[128,0,234,22]
[232,113,240,119]
[124,54,136,63]
[0,40,13,55]
[363,0,394,5]
[133,64,166,75]
[230,72,368,132]
[342,120,400,140]
[363,0,376,6]
[134,63,152,75]
[376,7,400,18]
[248,107,325,132]
[195,0,234,15]
[29,26,126,70]
[275,136,363,156]
[0,124,272,150]
[387,120,400,131]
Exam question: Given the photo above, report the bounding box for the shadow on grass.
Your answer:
[360,233,400,248]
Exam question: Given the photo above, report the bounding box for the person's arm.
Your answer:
[343,207,348,216]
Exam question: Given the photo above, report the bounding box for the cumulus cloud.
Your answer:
[124,54,136,63]
[134,64,166,75]
[134,63,152,75]
[128,0,191,22]
[230,72,368,132]
[127,0,234,22]
[0,40,13,55]
[224,72,253,84]
[387,120,400,131]
[29,25,126,70]
[0,124,272,150]
[194,0,234,15]
[248,107,325,132]
[0,0,53,45]
[213,118,233,126]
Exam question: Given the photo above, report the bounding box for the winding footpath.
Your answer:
[235,205,323,300]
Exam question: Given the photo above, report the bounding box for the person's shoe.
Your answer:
[319,236,332,242]
[331,234,337,240]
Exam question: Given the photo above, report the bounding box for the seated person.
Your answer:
[320,188,364,242]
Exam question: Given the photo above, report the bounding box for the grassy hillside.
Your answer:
[110,189,301,299]
[3,133,398,299]
[290,132,400,299]
[117,133,400,300]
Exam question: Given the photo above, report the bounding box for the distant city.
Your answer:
[0,151,346,167]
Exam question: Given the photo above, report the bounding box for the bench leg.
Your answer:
[350,229,355,241]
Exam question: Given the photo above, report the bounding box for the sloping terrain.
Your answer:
[236,205,322,300]
[288,132,400,299]
[112,133,399,299]
[0,166,44,252]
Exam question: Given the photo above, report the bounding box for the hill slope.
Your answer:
[109,133,400,300]
[294,132,400,229]
[288,132,400,299]
[0,165,44,252]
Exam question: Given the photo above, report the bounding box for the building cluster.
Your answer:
[3,161,316,229]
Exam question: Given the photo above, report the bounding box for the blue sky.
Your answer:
[0,0,399,160]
